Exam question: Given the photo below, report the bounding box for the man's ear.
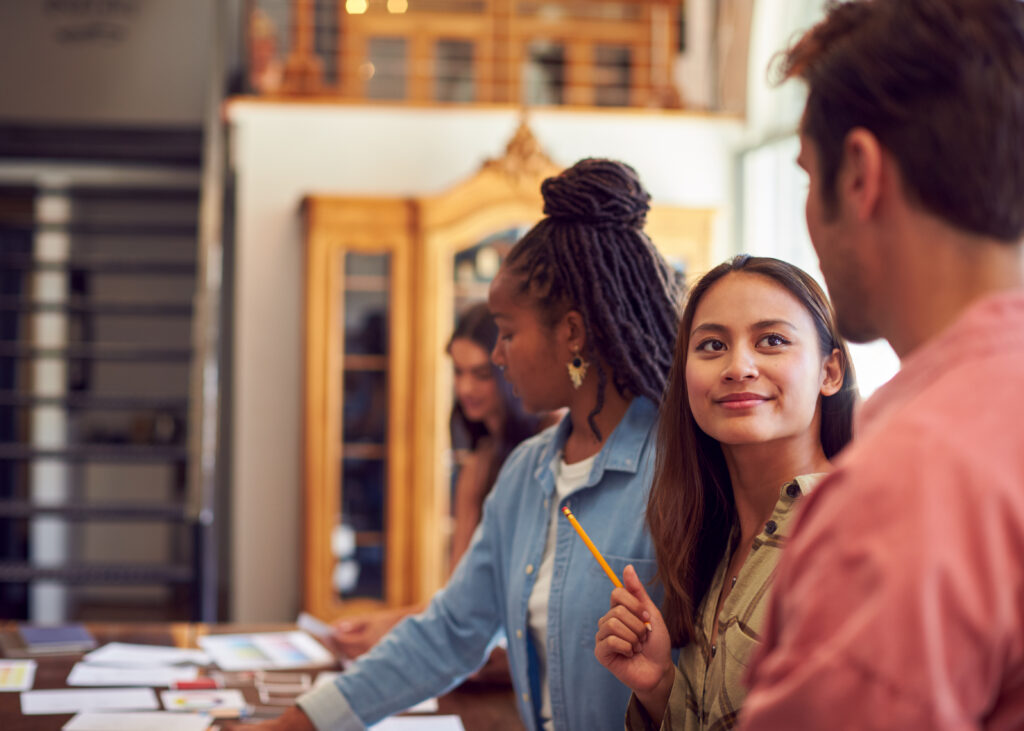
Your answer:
[840,128,883,221]
[820,347,844,397]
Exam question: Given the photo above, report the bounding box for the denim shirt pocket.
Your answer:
[577,554,659,647]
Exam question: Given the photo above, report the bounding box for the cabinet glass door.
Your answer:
[335,252,390,601]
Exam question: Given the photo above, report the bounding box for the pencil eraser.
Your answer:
[561,506,570,515]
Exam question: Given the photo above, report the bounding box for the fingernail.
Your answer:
[642,611,650,620]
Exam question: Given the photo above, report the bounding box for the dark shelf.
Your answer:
[0,343,192,362]
[0,222,198,237]
[0,299,193,317]
[0,443,188,463]
[0,501,188,521]
[0,392,188,411]
[0,257,195,276]
[0,562,194,585]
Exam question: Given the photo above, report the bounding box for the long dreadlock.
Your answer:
[504,158,684,440]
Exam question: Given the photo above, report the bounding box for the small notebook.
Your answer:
[14,624,97,656]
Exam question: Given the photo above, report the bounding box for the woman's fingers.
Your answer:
[597,633,638,658]
[596,607,649,649]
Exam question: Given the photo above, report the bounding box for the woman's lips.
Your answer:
[715,393,769,410]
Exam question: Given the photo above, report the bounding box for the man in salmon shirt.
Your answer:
[740,1,1024,729]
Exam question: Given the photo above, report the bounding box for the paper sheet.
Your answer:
[62,711,211,730]
[20,687,159,715]
[370,717,465,731]
[0,659,36,692]
[67,662,199,688]
[83,643,210,667]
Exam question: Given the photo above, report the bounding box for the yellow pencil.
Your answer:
[562,505,652,632]
[562,505,622,587]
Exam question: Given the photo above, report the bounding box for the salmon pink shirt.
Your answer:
[741,292,1024,730]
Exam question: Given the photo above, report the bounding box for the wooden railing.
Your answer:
[246,0,683,108]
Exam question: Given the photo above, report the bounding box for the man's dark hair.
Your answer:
[780,0,1024,242]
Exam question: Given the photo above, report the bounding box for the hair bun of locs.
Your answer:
[540,158,651,230]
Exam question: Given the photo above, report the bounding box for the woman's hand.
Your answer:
[594,564,674,723]
[329,606,411,658]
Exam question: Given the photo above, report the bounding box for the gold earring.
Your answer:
[567,353,589,389]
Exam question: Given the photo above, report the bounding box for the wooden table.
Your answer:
[0,623,522,730]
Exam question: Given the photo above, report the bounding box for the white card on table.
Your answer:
[20,687,159,715]
[62,711,211,730]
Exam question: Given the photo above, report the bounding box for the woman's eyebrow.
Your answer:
[751,319,797,331]
[690,322,727,338]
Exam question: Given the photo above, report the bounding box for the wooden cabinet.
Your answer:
[300,123,714,620]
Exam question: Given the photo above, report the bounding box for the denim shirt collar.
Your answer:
[531,396,658,494]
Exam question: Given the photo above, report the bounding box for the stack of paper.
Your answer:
[82,643,210,667]
[64,642,208,690]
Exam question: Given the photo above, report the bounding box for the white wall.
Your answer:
[227,101,743,620]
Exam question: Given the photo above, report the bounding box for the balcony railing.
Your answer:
[245,0,684,108]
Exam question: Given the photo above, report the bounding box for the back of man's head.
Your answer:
[781,0,1024,243]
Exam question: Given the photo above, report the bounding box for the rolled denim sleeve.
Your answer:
[296,494,507,730]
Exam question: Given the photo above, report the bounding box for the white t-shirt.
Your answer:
[527,452,597,731]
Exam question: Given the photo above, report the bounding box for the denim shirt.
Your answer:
[297,396,662,731]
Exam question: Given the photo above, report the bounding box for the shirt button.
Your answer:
[525,564,534,574]
[764,520,778,535]
[516,629,523,639]
[522,692,530,703]
[786,483,800,498]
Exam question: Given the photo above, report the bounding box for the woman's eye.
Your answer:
[695,339,725,353]
[758,333,790,347]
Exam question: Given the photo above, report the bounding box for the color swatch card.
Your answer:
[198,631,334,671]
[159,689,247,712]
[0,659,36,692]
[62,711,211,730]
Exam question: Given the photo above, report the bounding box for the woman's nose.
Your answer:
[722,350,758,381]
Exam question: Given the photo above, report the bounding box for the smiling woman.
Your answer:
[594,255,858,731]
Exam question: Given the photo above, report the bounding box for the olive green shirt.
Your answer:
[625,473,825,731]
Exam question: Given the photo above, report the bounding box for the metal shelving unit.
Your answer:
[0,175,214,623]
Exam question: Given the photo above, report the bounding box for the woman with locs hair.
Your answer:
[248,158,683,731]
[595,255,857,730]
